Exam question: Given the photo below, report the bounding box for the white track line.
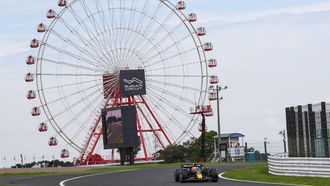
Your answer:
[218,172,308,186]
[59,169,138,186]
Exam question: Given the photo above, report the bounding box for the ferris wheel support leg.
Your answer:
[132,96,149,161]
[79,116,101,164]
[83,93,121,164]
[140,96,172,145]
[136,104,166,149]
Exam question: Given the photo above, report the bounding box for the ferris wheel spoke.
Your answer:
[137,19,187,61]
[147,78,201,92]
[38,78,101,92]
[122,0,152,58]
[147,60,202,72]
[39,79,106,108]
[96,1,120,68]
[144,92,195,138]
[53,88,111,149]
[133,9,175,59]
[145,43,196,66]
[140,33,191,63]
[41,58,104,73]
[66,6,115,67]
[146,95,197,143]
[58,10,115,67]
[36,73,104,77]
[79,0,112,53]
[140,97,176,142]
[120,1,140,64]
[147,74,203,78]
[41,41,108,70]
[107,0,121,65]
[136,24,185,63]
[146,88,197,128]
[147,84,195,104]
[94,0,112,48]
[59,85,113,138]
[42,83,105,124]
[142,47,196,68]
[47,29,108,68]
[118,0,129,63]
[128,2,163,55]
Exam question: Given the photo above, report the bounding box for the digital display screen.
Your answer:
[105,109,124,145]
[102,106,140,149]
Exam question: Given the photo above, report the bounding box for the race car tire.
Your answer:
[180,169,188,183]
[175,169,180,182]
[208,168,219,182]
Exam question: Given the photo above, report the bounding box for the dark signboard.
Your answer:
[220,143,228,151]
[120,69,146,97]
[102,106,140,149]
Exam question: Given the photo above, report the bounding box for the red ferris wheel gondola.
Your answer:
[203,42,213,51]
[188,13,197,22]
[26,90,36,100]
[25,73,34,82]
[210,75,219,84]
[26,56,35,65]
[48,137,58,146]
[46,9,56,19]
[58,0,67,7]
[197,27,206,36]
[177,1,186,10]
[39,123,48,132]
[61,149,70,158]
[208,58,217,68]
[31,107,40,116]
[30,39,39,48]
[37,23,46,33]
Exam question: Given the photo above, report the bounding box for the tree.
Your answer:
[162,130,218,163]
[162,144,186,163]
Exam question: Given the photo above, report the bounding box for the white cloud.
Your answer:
[0,35,30,59]
[199,1,330,24]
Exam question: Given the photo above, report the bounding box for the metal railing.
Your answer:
[268,153,330,177]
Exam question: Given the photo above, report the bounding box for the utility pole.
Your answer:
[199,113,206,162]
[210,85,227,162]
[216,86,221,162]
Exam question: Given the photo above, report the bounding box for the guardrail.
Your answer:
[268,153,330,177]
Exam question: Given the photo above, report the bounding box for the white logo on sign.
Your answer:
[123,78,143,85]
[123,77,144,92]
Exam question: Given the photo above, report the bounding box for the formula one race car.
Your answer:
[174,164,219,183]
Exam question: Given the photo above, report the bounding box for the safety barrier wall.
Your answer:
[268,153,330,178]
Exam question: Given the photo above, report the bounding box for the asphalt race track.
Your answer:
[0,164,288,186]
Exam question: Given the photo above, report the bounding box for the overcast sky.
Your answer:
[0,0,329,167]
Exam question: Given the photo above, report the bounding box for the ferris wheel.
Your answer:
[25,0,219,164]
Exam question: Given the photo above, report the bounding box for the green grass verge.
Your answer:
[223,164,330,186]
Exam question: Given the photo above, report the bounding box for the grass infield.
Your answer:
[223,164,330,186]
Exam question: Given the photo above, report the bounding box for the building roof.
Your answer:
[213,133,245,139]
